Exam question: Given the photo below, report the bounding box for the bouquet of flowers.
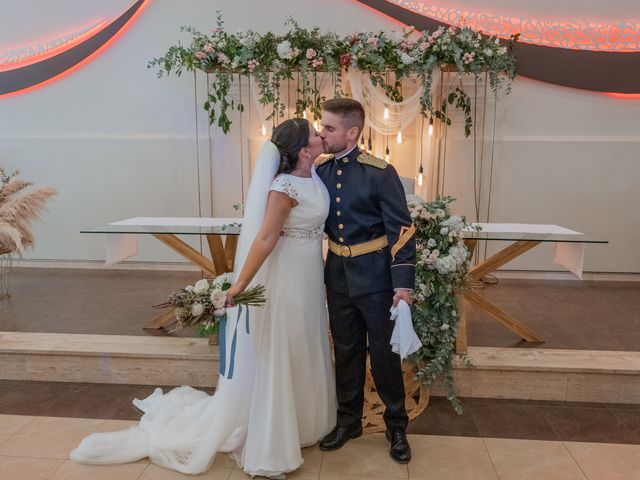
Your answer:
[157,272,266,337]
[406,195,475,413]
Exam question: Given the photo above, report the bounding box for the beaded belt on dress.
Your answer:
[280,226,324,240]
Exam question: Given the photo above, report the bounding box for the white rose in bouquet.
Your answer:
[210,288,227,309]
[191,303,205,317]
[194,279,209,295]
[212,272,234,287]
[185,285,194,292]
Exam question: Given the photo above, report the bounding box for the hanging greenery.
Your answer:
[149,14,518,134]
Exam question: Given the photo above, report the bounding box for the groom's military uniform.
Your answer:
[317,145,416,433]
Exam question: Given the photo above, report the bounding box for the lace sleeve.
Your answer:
[270,175,300,201]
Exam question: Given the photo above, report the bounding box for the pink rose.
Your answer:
[203,43,215,53]
[367,35,378,48]
[311,58,324,68]
[306,48,317,59]
[195,51,206,60]
[247,59,259,72]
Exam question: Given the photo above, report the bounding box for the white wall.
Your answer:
[1,0,639,272]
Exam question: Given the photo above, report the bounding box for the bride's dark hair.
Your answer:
[271,118,310,174]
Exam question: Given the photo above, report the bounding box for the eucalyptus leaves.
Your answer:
[149,14,518,134]
[407,195,473,413]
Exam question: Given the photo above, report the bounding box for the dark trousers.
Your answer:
[327,288,409,432]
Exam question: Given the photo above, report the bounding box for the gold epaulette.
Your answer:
[316,155,334,166]
[357,152,387,169]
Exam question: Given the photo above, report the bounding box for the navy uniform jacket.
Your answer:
[317,146,416,297]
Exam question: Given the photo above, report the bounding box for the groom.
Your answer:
[317,98,415,463]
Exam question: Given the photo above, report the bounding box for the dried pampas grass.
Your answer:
[0,168,57,255]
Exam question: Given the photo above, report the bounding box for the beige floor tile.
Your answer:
[483,438,586,480]
[0,415,34,445]
[0,455,64,480]
[139,464,232,479]
[228,465,318,480]
[564,442,640,480]
[318,475,364,480]
[407,435,497,480]
[229,468,251,480]
[0,416,104,459]
[49,459,148,480]
[320,433,408,478]
[299,444,323,473]
[96,419,139,433]
[212,452,237,469]
[288,472,321,480]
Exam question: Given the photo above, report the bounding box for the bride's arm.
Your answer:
[226,191,295,303]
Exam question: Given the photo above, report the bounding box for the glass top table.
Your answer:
[81,224,242,235]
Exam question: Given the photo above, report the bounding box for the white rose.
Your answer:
[213,308,226,317]
[388,30,404,43]
[441,323,450,331]
[435,209,445,218]
[277,40,293,59]
[185,285,194,292]
[484,48,494,57]
[191,303,204,317]
[400,52,415,65]
[209,289,227,309]
[213,272,234,287]
[420,209,432,220]
[440,227,449,235]
[427,238,437,248]
[193,278,209,295]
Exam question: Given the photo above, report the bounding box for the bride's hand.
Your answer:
[225,283,244,307]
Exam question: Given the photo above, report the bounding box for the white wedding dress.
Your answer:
[70,144,336,476]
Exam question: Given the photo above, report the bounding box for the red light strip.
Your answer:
[389,0,640,52]
[0,0,150,98]
[0,20,107,72]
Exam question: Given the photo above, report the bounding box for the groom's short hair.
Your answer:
[322,98,365,135]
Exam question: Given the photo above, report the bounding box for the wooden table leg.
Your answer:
[469,240,541,281]
[144,308,177,330]
[206,235,229,275]
[464,289,545,343]
[152,234,217,276]
[224,235,238,272]
[463,239,545,343]
[455,297,469,354]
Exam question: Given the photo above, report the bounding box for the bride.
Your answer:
[70,118,337,477]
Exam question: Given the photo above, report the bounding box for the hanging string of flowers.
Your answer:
[149,13,518,134]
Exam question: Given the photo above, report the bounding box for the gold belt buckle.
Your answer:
[340,245,352,257]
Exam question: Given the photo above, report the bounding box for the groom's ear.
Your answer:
[346,125,359,142]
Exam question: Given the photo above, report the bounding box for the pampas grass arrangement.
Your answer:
[0,168,57,255]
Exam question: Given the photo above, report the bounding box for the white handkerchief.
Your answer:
[389,300,422,360]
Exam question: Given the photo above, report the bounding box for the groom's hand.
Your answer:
[393,289,412,307]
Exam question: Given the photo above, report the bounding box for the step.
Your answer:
[0,332,219,387]
[430,346,640,404]
[1,332,639,404]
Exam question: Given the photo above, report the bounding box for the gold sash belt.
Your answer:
[328,235,388,258]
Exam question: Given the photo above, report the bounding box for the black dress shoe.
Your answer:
[385,429,411,463]
[319,423,363,451]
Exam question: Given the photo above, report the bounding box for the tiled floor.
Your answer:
[1,380,639,446]
[3,268,640,350]
[1,413,640,480]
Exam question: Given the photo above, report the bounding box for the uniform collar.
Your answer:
[334,145,360,164]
